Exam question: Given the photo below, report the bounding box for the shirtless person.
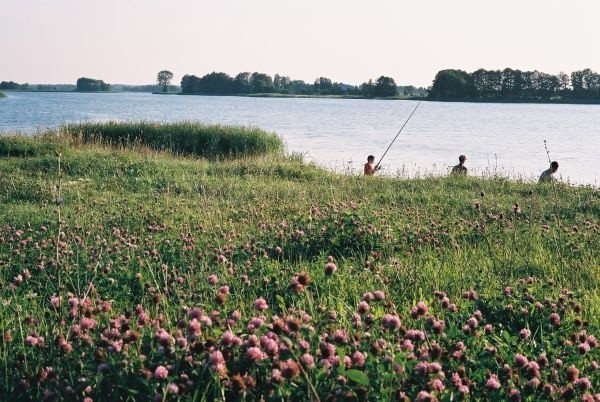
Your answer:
[364,155,380,176]
[451,155,468,175]
[539,161,559,183]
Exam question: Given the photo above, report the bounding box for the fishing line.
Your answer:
[376,100,422,169]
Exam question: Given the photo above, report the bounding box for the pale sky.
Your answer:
[1,0,599,87]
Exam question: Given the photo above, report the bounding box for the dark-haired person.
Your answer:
[364,155,381,176]
[451,155,468,175]
[539,161,559,183]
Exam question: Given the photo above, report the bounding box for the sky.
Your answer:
[1,0,599,87]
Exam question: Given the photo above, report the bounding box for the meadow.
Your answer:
[1,123,599,401]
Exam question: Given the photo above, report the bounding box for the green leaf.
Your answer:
[345,369,369,386]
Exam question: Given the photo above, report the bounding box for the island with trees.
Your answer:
[76,77,111,92]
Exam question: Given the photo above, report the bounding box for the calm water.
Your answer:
[1,91,599,185]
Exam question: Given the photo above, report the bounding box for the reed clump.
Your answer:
[60,121,284,158]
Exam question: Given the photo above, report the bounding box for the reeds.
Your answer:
[60,121,284,158]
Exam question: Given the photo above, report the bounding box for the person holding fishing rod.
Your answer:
[364,155,382,176]
[365,101,422,176]
[539,161,559,183]
[539,140,559,183]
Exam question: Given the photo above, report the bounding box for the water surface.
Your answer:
[1,92,598,185]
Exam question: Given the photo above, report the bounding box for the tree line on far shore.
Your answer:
[428,68,600,101]
[180,71,427,98]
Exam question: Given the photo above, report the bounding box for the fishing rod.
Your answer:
[543,139,552,164]
[375,100,422,169]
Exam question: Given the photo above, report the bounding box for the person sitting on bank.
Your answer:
[451,155,468,175]
[364,155,381,176]
[539,161,559,183]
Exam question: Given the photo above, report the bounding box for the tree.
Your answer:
[359,79,376,98]
[156,70,174,92]
[374,76,398,97]
[428,69,473,99]
[181,74,201,93]
[250,73,274,93]
[234,72,252,94]
[314,77,333,94]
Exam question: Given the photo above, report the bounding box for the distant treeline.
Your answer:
[180,71,427,98]
[0,81,30,90]
[429,68,600,101]
[113,84,180,93]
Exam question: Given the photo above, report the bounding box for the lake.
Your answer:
[1,91,599,185]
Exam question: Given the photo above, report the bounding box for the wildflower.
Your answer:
[374,290,385,300]
[518,328,531,339]
[246,346,265,361]
[526,361,540,378]
[357,301,370,314]
[332,329,348,344]
[484,324,493,334]
[514,353,528,368]
[221,331,241,347]
[458,385,469,394]
[362,292,374,302]
[271,368,282,382]
[579,342,591,354]
[405,329,426,341]
[279,359,300,378]
[577,377,592,390]
[513,203,521,214]
[351,351,366,367]
[325,262,337,275]
[300,353,315,368]
[587,335,598,348]
[549,312,560,325]
[432,319,445,334]
[509,389,521,401]
[485,374,501,390]
[247,317,264,331]
[218,286,229,295]
[253,297,268,311]
[415,391,435,402]
[401,339,414,352]
[188,319,201,336]
[154,366,169,380]
[50,295,62,308]
[167,383,179,394]
[412,301,429,317]
[382,314,401,329]
[566,365,579,381]
[430,378,445,392]
[208,275,218,285]
[466,317,478,328]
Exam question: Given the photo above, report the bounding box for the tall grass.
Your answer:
[60,121,284,158]
[0,134,63,157]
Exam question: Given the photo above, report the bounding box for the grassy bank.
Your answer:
[1,129,599,400]
[0,91,5,98]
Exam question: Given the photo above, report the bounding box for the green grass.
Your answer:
[0,91,6,98]
[60,121,283,158]
[1,130,599,400]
